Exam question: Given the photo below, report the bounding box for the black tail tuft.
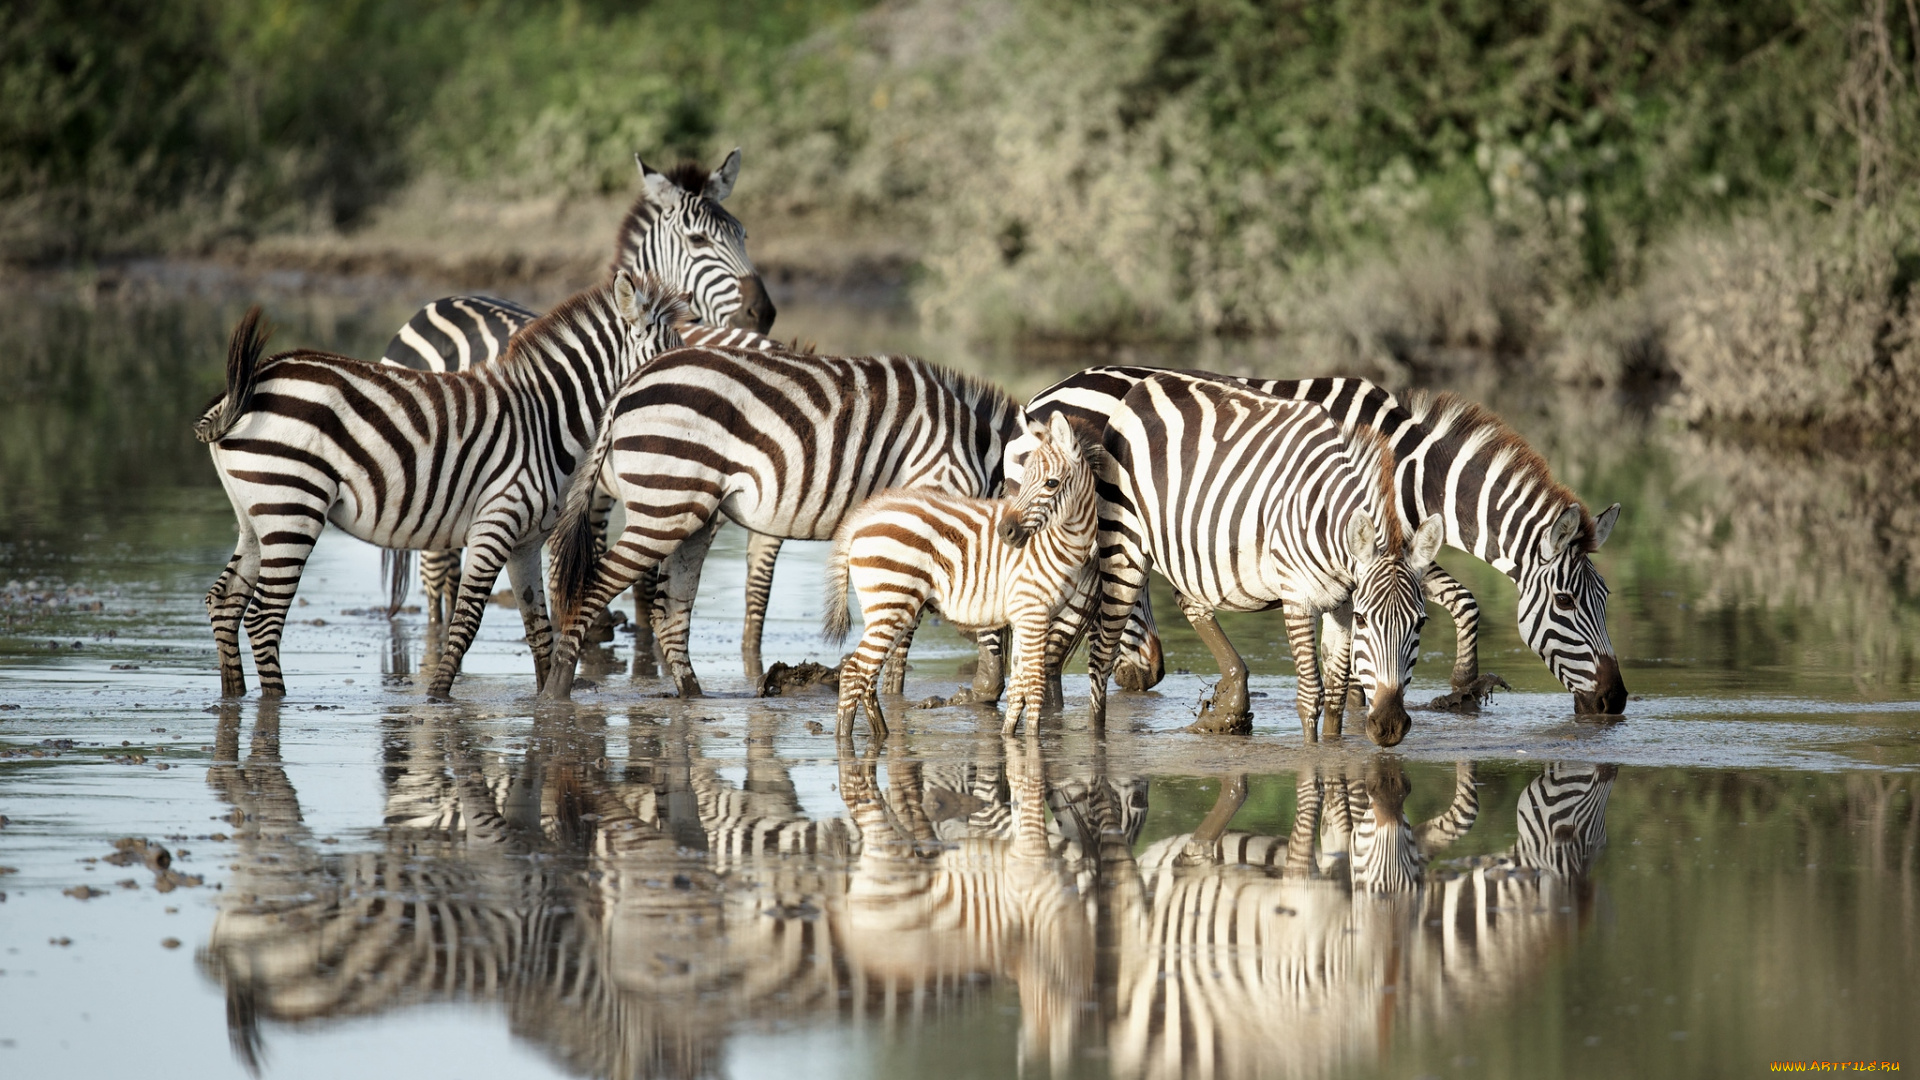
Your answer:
[195,306,272,444]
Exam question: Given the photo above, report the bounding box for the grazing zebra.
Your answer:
[824,412,1100,739]
[1083,371,1446,745]
[377,151,776,624]
[1018,366,1628,716]
[539,347,1023,701]
[195,271,687,700]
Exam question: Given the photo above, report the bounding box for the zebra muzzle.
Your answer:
[1573,654,1628,715]
[730,274,777,333]
[1365,685,1412,747]
[998,513,1031,548]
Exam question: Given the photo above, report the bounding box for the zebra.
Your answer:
[376,151,777,625]
[824,411,1101,739]
[195,271,688,700]
[538,347,1024,702]
[1015,366,1628,717]
[1082,370,1447,745]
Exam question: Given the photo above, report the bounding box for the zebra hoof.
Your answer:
[1182,700,1252,735]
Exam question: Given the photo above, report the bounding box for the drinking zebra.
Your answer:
[1083,370,1446,745]
[1016,366,1628,717]
[539,347,1023,701]
[377,151,777,625]
[824,412,1100,739]
[195,272,687,700]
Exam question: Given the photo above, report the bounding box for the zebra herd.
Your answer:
[195,150,1629,745]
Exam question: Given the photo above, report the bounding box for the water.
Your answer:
[0,278,1916,1079]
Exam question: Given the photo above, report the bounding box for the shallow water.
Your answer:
[1,283,1916,1078]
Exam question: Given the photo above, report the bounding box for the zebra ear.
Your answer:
[1540,504,1582,561]
[1409,514,1445,573]
[1344,510,1378,566]
[612,272,641,323]
[636,155,675,205]
[706,148,742,202]
[1048,410,1076,457]
[1592,502,1621,549]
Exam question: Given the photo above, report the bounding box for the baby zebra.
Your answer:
[824,412,1099,739]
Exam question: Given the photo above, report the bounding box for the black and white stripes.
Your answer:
[1082,370,1444,745]
[197,272,687,699]
[541,346,1023,700]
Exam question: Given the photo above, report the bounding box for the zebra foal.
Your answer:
[195,272,687,700]
[824,412,1099,739]
[1085,372,1445,745]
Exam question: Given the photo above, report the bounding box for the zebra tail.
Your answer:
[194,306,271,444]
[548,416,616,631]
[382,549,414,617]
[821,515,856,645]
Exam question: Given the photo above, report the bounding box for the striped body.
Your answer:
[197,273,686,700]
[541,347,1022,700]
[825,413,1100,738]
[376,151,776,624]
[1019,365,1628,714]
[1084,371,1444,745]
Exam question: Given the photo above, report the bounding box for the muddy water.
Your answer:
[1,283,1916,1079]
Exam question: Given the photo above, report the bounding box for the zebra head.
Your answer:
[1346,512,1445,748]
[998,412,1096,549]
[609,270,694,365]
[1512,763,1617,877]
[615,149,775,333]
[1348,757,1423,891]
[1517,502,1626,715]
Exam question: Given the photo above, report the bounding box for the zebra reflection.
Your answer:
[1107,759,1615,1080]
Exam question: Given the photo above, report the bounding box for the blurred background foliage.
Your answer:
[4,0,1919,428]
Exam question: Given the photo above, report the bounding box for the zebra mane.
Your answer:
[1405,390,1596,552]
[913,356,1019,432]
[1337,424,1404,557]
[499,274,690,373]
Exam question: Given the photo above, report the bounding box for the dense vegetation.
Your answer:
[5,0,1919,429]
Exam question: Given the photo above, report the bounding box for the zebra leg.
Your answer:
[237,516,326,698]
[427,522,520,701]
[741,532,782,682]
[629,565,660,678]
[1319,604,1354,739]
[1086,554,1148,732]
[1040,565,1098,709]
[1175,594,1252,735]
[654,515,722,698]
[1284,769,1323,877]
[1283,606,1325,742]
[1424,564,1481,691]
[421,549,461,624]
[919,623,1004,707]
[206,545,258,698]
[1002,606,1053,735]
[1114,589,1166,692]
[503,539,555,688]
[836,602,918,741]
[1176,774,1248,866]
[544,524,683,700]
[878,613,917,696]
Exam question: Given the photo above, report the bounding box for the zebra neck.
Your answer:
[1402,437,1565,582]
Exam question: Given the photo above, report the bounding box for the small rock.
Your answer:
[160,938,181,949]
[804,720,825,735]
[64,885,105,900]
[110,664,139,671]
[50,937,72,946]
[757,661,840,697]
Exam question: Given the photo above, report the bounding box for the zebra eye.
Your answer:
[687,233,711,246]
[1353,612,1368,630]
[1554,592,1575,611]
[1416,614,1428,630]
[1044,477,1061,490]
